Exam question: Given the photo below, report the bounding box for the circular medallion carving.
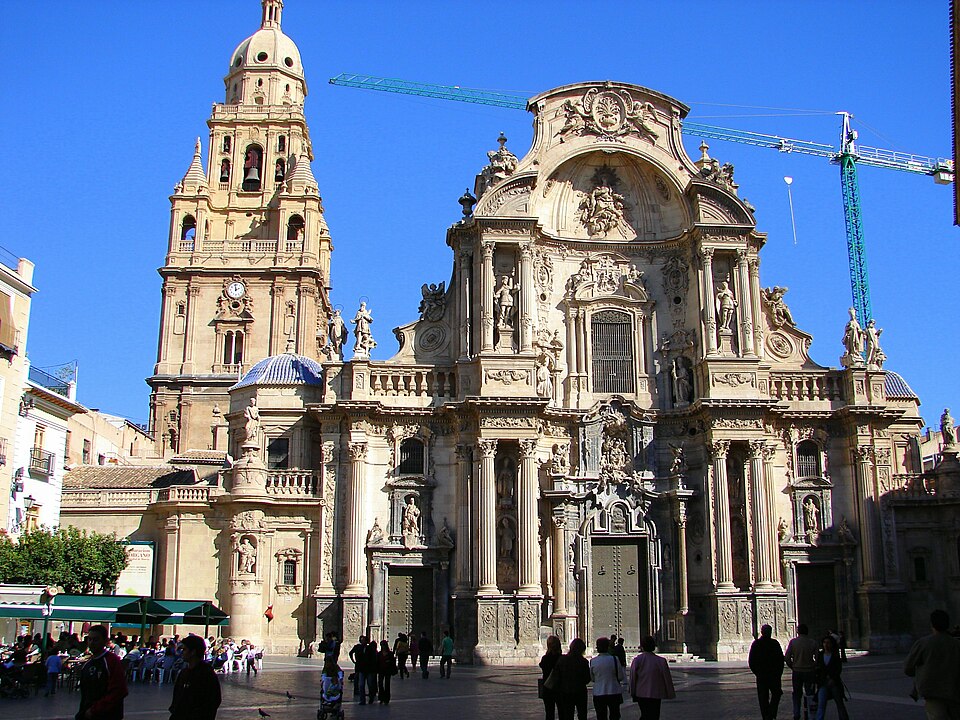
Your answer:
[416,325,447,353]
[766,331,793,360]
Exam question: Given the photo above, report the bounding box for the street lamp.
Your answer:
[23,495,35,511]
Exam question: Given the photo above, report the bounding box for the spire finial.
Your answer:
[261,0,283,29]
[497,132,507,149]
[699,140,710,162]
[194,137,202,156]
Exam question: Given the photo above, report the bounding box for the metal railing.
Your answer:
[29,447,54,475]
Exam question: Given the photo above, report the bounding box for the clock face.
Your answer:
[226,281,246,300]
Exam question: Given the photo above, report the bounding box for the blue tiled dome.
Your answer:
[231,351,325,390]
[885,370,918,400]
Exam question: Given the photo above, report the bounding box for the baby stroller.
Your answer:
[317,671,345,720]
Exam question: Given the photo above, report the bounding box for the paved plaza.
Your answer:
[0,654,929,720]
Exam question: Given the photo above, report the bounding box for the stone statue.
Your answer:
[777,517,790,543]
[668,443,686,475]
[328,309,347,361]
[494,274,517,329]
[715,281,738,331]
[401,496,421,547]
[436,518,455,548]
[761,286,795,327]
[550,444,568,475]
[496,462,515,505]
[536,355,553,399]
[578,184,626,236]
[351,301,376,357]
[243,398,261,445]
[418,282,446,322]
[837,515,856,545]
[671,357,692,406]
[803,496,820,543]
[941,408,957,447]
[478,133,519,194]
[840,307,864,367]
[237,537,257,574]
[864,319,885,368]
[366,517,385,546]
[497,516,516,558]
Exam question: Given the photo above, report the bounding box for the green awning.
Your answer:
[0,593,228,626]
[50,595,148,623]
[147,599,229,626]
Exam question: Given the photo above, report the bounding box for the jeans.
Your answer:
[815,684,849,720]
[376,672,391,703]
[45,672,57,696]
[756,674,783,719]
[791,670,817,719]
[366,670,377,701]
[439,655,452,677]
[542,690,560,720]
[356,671,375,703]
[396,652,409,678]
[593,694,622,720]
[419,653,430,678]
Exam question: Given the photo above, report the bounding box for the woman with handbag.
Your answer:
[551,638,591,720]
[590,637,626,720]
[814,635,849,720]
[539,635,562,720]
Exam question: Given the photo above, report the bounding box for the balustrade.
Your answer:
[768,372,843,402]
[367,366,456,402]
[266,470,320,495]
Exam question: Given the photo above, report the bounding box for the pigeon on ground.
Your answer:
[258,710,271,718]
[286,691,295,699]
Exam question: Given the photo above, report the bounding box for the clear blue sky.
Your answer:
[3,1,956,430]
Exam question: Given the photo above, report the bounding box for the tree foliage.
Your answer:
[0,526,129,594]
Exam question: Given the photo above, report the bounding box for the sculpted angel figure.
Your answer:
[366,517,385,546]
[715,281,738,331]
[864,319,885,368]
[351,301,376,356]
[762,286,795,327]
[622,95,658,141]
[557,98,588,137]
[578,185,626,236]
[418,282,446,322]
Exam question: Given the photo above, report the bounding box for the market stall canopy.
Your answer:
[0,589,228,626]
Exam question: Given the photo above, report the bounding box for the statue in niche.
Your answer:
[536,355,554,399]
[496,461,515,506]
[941,409,956,447]
[864,319,885,368]
[327,309,348,361]
[551,444,568,476]
[418,282,446,322]
[237,537,257,574]
[494,274,517,329]
[777,517,791,543]
[351,301,376,357]
[497,516,516,558]
[366,518,385,546]
[243,398,261,445]
[671,357,692,406]
[803,496,820,543]
[837,516,856,545]
[715,281,738,331]
[610,505,628,534]
[401,496,421,548]
[578,185,626,236]
[436,519,455,549]
[840,307,865,367]
[668,443,686,476]
[762,286,796,328]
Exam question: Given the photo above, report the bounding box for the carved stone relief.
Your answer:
[556,86,659,142]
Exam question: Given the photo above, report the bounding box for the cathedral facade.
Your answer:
[62,1,933,661]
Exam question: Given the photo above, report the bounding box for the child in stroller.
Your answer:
[318,659,345,720]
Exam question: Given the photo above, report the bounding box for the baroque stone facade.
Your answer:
[61,1,937,660]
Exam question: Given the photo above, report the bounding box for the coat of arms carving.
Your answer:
[557,87,659,142]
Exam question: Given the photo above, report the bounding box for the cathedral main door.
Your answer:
[592,540,646,649]
[387,567,433,640]
[795,563,838,641]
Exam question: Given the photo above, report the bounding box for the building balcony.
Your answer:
[29,447,54,476]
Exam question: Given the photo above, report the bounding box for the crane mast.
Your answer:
[329,73,954,325]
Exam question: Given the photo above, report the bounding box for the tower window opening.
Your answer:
[267,437,289,469]
[591,310,635,394]
[277,135,286,153]
[257,78,263,87]
[242,145,263,191]
[256,51,268,62]
[234,56,242,67]
[223,330,244,365]
[399,438,425,475]
[220,159,231,182]
[286,215,305,250]
[285,84,290,93]
[180,215,196,243]
[275,159,286,183]
[222,136,231,153]
[176,302,186,316]
[284,57,293,68]
[796,440,821,478]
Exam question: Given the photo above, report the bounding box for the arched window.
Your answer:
[274,159,286,183]
[219,159,231,182]
[398,438,424,475]
[796,440,820,478]
[242,145,263,191]
[282,559,297,585]
[180,215,196,242]
[286,214,305,245]
[277,135,286,153]
[591,310,635,394]
[223,330,244,365]
[222,136,231,153]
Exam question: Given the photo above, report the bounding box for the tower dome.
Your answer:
[224,0,307,106]
[231,344,325,390]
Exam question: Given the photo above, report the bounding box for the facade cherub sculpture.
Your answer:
[418,282,446,322]
[761,286,795,327]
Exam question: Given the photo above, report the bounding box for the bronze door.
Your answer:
[387,567,433,640]
[592,540,644,650]
[795,563,838,641]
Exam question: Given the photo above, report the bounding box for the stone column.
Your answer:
[476,439,498,593]
[748,258,763,357]
[761,444,782,587]
[565,306,577,404]
[700,248,718,355]
[459,250,472,360]
[853,445,883,585]
[736,250,755,357]
[270,283,285,356]
[480,242,495,352]
[551,513,568,616]
[184,285,200,370]
[749,440,776,589]
[454,444,472,591]
[344,442,368,594]
[518,439,541,594]
[674,500,690,614]
[519,244,535,353]
[710,440,735,590]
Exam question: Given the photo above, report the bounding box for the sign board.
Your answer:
[114,542,154,597]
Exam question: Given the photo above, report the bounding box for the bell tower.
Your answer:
[148,0,333,457]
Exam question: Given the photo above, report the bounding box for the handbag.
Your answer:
[543,666,560,691]
[537,678,545,698]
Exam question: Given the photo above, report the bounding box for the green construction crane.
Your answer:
[330,73,954,327]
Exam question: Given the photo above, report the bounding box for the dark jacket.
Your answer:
[749,636,785,679]
[612,644,627,667]
[169,661,222,720]
[362,642,378,673]
[540,651,561,681]
[77,651,129,720]
[815,650,844,694]
[418,637,433,657]
[553,652,591,697]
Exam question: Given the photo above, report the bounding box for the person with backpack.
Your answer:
[393,633,409,679]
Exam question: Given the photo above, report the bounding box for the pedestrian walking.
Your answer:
[628,636,675,720]
[362,636,378,702]
[590,637,626,720]
[439,630,454,678]
[905,609,960,720]
[417,631,433,679]
[749,624,785,720]
[348,636,365,700]
[76,624,129,720]
[612,637,627,668]
[785,623,819,720]
[376,640,395,704]
[169,635,222,720]
[45,649,63,697]
[539,636,562,720]
[393,633,409,679]
[814,635,849,720]
[553,637,591,720]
